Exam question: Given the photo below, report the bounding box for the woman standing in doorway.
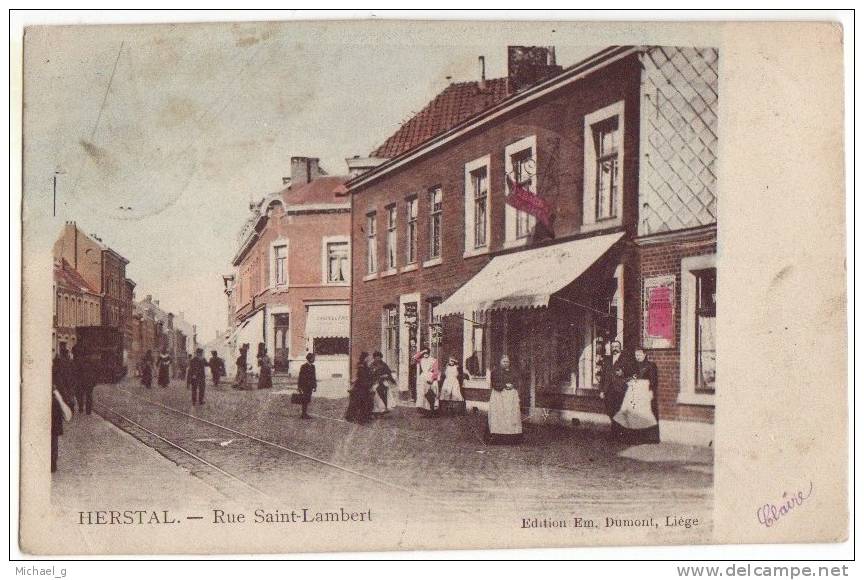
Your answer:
[486,354,523,444]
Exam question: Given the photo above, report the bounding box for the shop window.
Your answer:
[694,268,717,393]
[426,299,442,360]
[679,254,717,405]
[381,305,400,371]
[386,204,397,270]
[406,196,418,264]
[465,310,488,378]
[428,187,443,260]
[366,212,378,275]
[313,337,349,356]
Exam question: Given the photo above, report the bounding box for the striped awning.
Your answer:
[435,232,624,316]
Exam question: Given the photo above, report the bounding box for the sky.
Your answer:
[23,20,600,341]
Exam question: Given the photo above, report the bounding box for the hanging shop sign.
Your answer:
[642,275,675,349]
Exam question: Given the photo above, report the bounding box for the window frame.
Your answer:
[504,135,537,248]
[463,155,491,257]
[583,100,625,231]
[385,204,398,271]
[678,253,717,406]
[322,236,350,286]
[426,186,443,262]
[365,212,378,276]
[405,195,419,266]
[271,241,289,288]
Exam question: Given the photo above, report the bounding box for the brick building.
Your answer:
[229,157,351,379]
[347,46,717,445]
[52,222,135,357]
[52,258,102,353]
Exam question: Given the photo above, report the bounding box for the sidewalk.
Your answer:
[51,411,224,512]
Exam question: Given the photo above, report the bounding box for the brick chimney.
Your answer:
[507,46,563,94]
[289,157,326,186]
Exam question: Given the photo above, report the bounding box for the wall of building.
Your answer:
[350,55,644,381]
[636,226,716,426]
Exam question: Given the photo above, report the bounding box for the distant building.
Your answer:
[53,258,102,353]
[52,222,133,357]
[229,157,351,379]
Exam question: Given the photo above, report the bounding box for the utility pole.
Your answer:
[53,169,65,217]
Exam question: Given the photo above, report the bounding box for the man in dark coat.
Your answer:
[52,344,75,407]
[297,352,317,419]
[208,351,226,389]
[601,341,633,439]
[187,348,208,405]
[71,344,96,415]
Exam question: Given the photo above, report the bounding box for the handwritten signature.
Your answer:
[756,481,814,528]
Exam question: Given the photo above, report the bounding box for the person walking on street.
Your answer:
[233,343,249,390]
[297,352,317,419]
[141,350,153,389]
[486,354,523,444]
[369,351,396,415]
[51,351,73,472]
[414,348,440,417]
[188,348,208,405]
[52,344,75,408]
[345,352,372,424]
[208,350,226,389]
[157,348,171,388]
[71,344,96,415]
[257,343,272,390]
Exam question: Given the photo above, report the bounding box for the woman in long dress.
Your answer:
[233,344,249,390]
[486,354,523,444]
[614,348,660,444]
[346,352,372,423]
[438,355,465,415]
[140,350,153,389]
[257,343,272,390]
[414,348,440,416]
[157,349,171,388]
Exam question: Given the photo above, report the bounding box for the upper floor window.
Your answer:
[464,155,491,255]
[512,150,534,238]
[594,117,620,221]
[326,241,349,284]
[504,135,537,245]
[273,244,288,286]
[428,187,443,260]
[366,212,378,275]
[406,196,418,264]
[694,268,716,394]
[583,101,625,228]
[386,204,398,270]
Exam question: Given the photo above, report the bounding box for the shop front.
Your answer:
[436,232,628,423]
[305,302,350,378]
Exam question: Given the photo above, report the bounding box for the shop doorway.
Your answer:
[273,313,290,373]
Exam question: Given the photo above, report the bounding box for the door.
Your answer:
[273,313,290,373]
[398,295,420,398]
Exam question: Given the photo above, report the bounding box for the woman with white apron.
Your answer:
[414,348,440,416]
[486,354,523,444]
[438,355,466,416]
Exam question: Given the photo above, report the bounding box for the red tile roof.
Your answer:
[54,259,99,294]
[371,77,510,159]
[280,175,350,206]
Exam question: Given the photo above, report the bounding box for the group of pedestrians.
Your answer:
[230,342,273,391]
[138,347,226,406]
[50,344,97,473]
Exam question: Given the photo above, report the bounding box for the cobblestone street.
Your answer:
[49,376,714,552]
